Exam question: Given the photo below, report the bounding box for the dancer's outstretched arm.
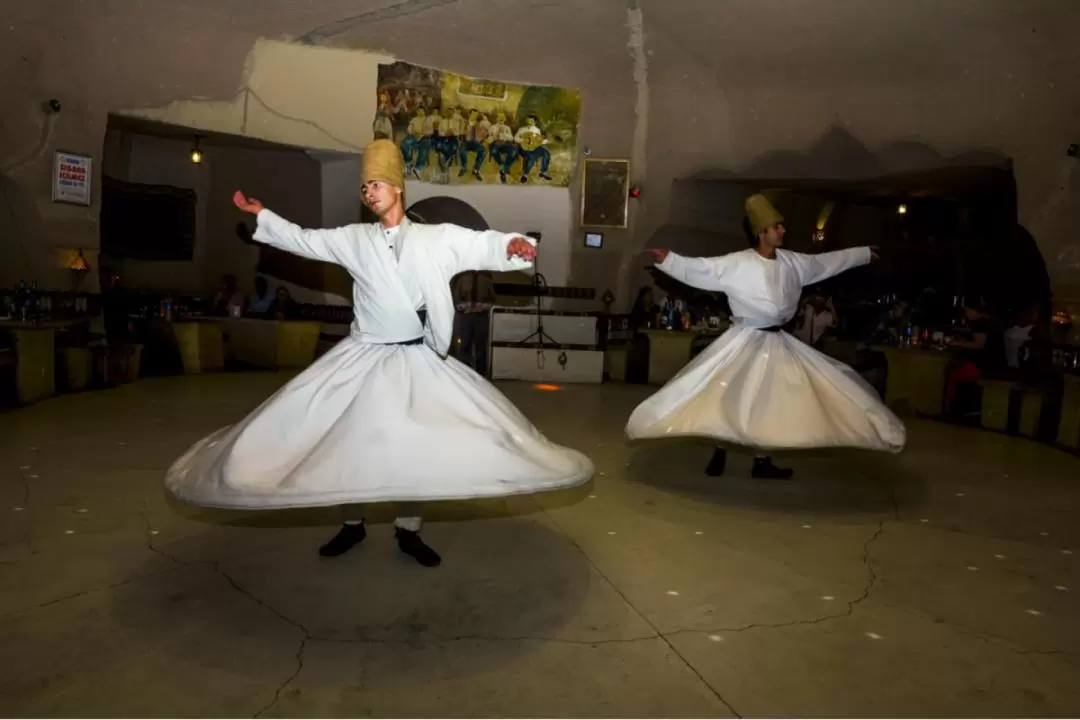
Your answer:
[442,224,537,274]
[235,191,348,265]
[649,248,733,292]
[791,246,879,286]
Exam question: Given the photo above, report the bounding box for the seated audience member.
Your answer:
[269,286,298,320]
[873,300,908,344]
[247,276,274,316]
[213,274,245,317]
[945,303,1005,418]
[629,286,661,330]
[1003,303,1046,370]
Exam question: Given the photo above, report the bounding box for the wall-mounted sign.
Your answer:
[52,151,92,206]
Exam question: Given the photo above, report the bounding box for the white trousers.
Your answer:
[343,503,423,532]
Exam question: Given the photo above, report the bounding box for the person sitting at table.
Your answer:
[1003,303,1045,370]
[873,300,908,344]
[625,285,661,383]
[268,285,299,320]
[944,303,1005,420]
[629,286,660,329]
[247,276,274,317]
[213,274,246,317]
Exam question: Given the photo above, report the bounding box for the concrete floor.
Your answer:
[1,372,1078,718]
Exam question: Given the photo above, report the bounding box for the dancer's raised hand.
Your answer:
[647,248,670,264]
[869,246,880,261]
[233,191,265,215]
[507,236,537,261]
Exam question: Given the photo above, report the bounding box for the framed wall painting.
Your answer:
[581,158,630,229]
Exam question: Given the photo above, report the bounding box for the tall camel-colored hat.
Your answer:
[745,194,783,236]
[362,139,405,189]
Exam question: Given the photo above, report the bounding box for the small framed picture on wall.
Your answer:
[584,232,604,249]
[580,158,630,228]
[52,151,93,206]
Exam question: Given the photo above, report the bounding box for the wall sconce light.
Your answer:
[815,201,835,238]
[190,136,203,164]
[65,248,92,291]
[897,203,908,215]
[66,248,91,272]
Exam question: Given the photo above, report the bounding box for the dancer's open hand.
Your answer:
[647,248,670,264]
[869,246,880,261]
[233,191,264,215]
[507,236,537,261]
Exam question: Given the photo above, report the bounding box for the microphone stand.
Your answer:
[514,258,558,368]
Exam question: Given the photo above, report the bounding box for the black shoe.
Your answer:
[705,447,727,477]
[538,172,552,181]
[751,456,794,480]
[499,171,508,184]
[520,174,529,184]
[318,522,367,557]
[396,529,442,567]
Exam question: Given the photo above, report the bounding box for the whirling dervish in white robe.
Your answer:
[626,194,905,479]
[165,139,593,566]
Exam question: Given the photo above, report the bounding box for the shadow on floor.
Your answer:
[624,438,927,517]
[107,515,598,686]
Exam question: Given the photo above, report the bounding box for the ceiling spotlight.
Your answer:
[190,136,203,164]
[897,203,908,215]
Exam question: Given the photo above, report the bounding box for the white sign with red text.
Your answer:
[53,152,92,205]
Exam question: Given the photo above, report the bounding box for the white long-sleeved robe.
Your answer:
[626,247,906,452]
[165,210,594,509]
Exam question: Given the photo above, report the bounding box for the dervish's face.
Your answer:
[361,180,403,218]
[759,223,786,249]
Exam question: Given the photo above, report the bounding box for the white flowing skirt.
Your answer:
[626,327,906,452]
[166,338,595,509]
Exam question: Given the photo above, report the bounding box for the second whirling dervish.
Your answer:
[626,194,906,479]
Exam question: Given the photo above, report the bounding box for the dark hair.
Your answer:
[254,276,268,292]
[742,217,758,247]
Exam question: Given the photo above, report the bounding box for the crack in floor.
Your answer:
[665,522,884,640]
[0,567,185,619]
[139,502,309,718]
[537,503,744,718]
[882,601,1079,666]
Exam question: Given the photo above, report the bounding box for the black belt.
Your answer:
[758,325,782,333]
[391,308,427,346]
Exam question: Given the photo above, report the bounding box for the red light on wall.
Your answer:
[629,185,642,199]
